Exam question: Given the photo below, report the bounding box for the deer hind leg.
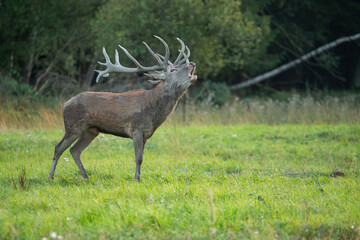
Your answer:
[133,131,146,182]
[48,133,79,180]
[70,128,99,179]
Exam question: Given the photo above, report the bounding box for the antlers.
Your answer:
[95,36,190,83]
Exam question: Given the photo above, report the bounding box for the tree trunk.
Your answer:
[34,61,55,91]
[230,32,360,90]
[34,32,76,91]
[25,53,34,84]
[85,63,97,87]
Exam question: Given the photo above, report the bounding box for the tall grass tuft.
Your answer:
[1,93,359,130]
[0,98,63,130]
[168,93,360,125]
[11,167,30,190]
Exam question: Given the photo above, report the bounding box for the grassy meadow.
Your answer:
[0,93,360,239]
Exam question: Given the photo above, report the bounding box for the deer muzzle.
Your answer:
[189,62,197,81]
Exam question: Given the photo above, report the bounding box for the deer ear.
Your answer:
[144,71,166,80]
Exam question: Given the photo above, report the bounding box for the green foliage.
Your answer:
[1,0,360,93]
[0,0,103,83]
[207,81,231,106]
[93,0,271,82]
[316,52,341,72]
[191,80,231,106]
[1,125,359,239]
[0,75,35,97]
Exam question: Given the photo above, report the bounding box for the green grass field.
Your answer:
[1,125,360,239]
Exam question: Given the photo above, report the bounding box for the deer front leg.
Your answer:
[133,131,145,182]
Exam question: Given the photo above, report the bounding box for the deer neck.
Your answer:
[146,82,188,123]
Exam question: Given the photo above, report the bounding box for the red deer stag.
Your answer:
[48,36,197,181]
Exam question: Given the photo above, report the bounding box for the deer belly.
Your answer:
[95,126,131,138]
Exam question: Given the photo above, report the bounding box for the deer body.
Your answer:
[63,81,184,139]
[48,36,196,181]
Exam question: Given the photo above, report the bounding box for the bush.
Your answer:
[191,80,231,106]
[0,75,35,98]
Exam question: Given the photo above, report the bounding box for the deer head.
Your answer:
[95,36,197,93]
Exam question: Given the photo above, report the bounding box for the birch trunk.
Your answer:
[230,33,360,90]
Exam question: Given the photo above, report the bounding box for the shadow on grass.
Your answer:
[226,168,347,179]
[3,168,348,190]
[271,171,343,178]
[2,169,120,188]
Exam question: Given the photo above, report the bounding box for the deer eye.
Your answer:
[170,68,177,72]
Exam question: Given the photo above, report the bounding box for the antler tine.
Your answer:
[178,46,190,65]
[156,53,173,65]
[118,45,146,69]
[98,47,111,66]
[143,41,163,65]
[174,37,185,65]
[115,49,121,65]
[95,47,112,83]
[153,35,170,66]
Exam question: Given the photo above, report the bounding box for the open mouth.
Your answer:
[188,62,197,81]
[190,66,195,76]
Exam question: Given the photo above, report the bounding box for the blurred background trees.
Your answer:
[1,0,359,99]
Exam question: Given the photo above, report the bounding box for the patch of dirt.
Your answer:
[330,171,345,177]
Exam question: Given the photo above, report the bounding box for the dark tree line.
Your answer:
[1,0,360,97]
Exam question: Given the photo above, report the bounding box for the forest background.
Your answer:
[1,0,360,103]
